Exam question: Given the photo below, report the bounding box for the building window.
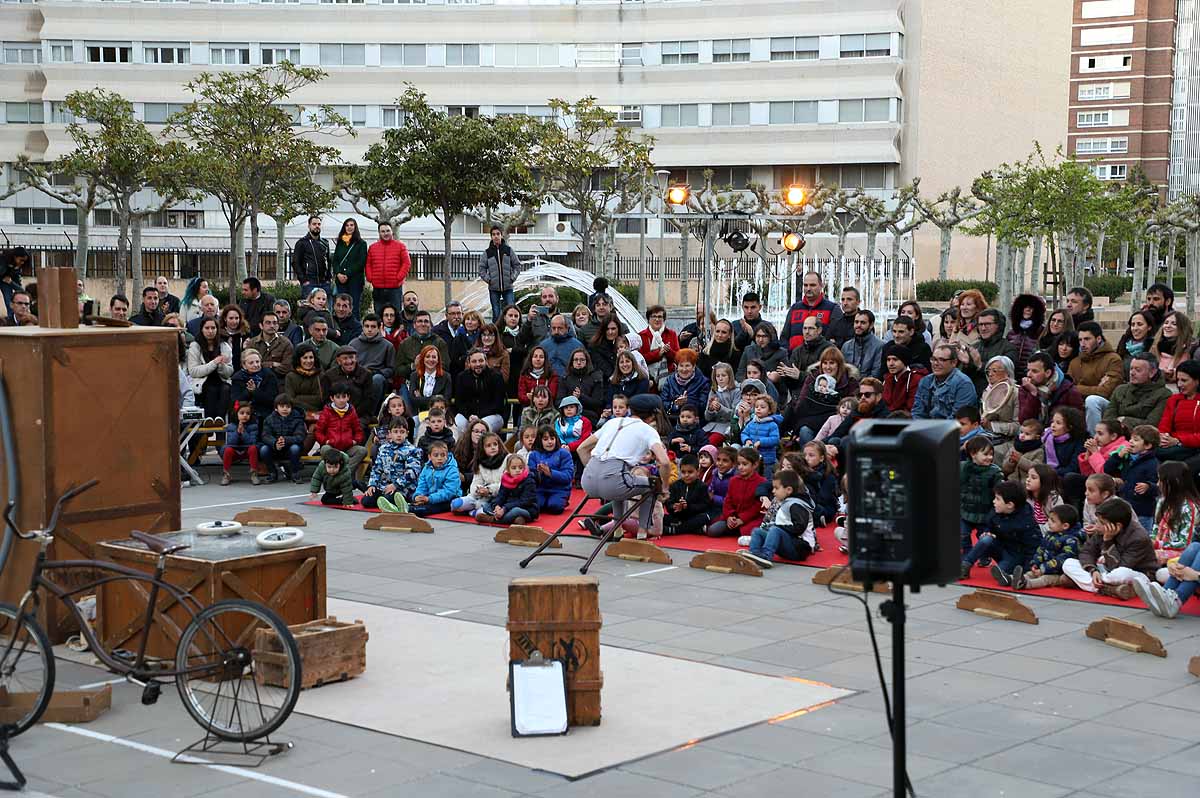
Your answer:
[262,46,301,65]
[1082,54,1132,72]
[839,33,891,58]
[381,106,408,128]
[1092,163,1127,180]
[711,39,750,63]
[49,101,74,123]
[494,44,558,67]
[1078,84,1112,101]
[1076,137,1129,155]
[323,105,367,127]
[380,44,427,66]
[621,43,642,66]
[710,102,750,126]
[774,165,816,189]
[143,102,187,124]
[769,100,818,124]
[445,44,480,66]
[1077,110,1112,127]
[320,0,364,4]
[381,0,427,3]
[210,45,251,65]
[319,44,365,66]
[660,104,699,127]
[86,44,132,63]
[836,99,891,123]
[5,101,44,124]
[660,40,699,65]
[13,207,77,226]
[48,42,73,62]
[145,44,190,64]
[616,105,641,125]
[494,105,553,119]
[770,36,818,61]
[3,44,41,64]
[446,105,479,117]
[147,209,203,228]
[94,208,116,226]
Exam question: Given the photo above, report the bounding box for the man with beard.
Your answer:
[321,346,375,427]
[779,271,842,351]
[399,290,421,335]
[881,346,927,413]
[1142,283,1174,329]
[825,286,860,349]
[840,309,884,379]
[882,315,932,370]
[1069,321,1125,432]
[912,344,977,420]
[453,349,507,434]
[825,377,889,464]
[1018,351,1083,426]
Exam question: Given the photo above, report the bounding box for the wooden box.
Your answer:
[255,616,368,689]
[0,326,181,643]
[507,576,603,727]
[0,684,112,724]
[95,532,326,660]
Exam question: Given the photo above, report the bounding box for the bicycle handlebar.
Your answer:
[2,479,99,540]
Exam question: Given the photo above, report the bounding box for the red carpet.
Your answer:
[302,499,380,513]
[426,489,604,533]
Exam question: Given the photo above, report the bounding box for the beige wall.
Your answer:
[902,0,1072,282]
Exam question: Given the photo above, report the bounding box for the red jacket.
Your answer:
[1160,392,1200,449]
[365,239,411,290]
[883,367,928,413]
[314,404,364,451]
[518,372,559,406]
[719,472,767,525]
[638,327,680,372]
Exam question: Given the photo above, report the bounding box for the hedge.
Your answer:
[915,280,999,303]
[1083,274,1189,302]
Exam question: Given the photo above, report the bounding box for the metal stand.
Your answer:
[519,488,657,575]
[880,581,907,798]
[179,417,206,486]
[0,725,25,791]
[172,732,292,768]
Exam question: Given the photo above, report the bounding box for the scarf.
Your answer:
[649,326,664,350]
[340,234,352,245]
[500,467,529,489]
[1042,429,1070,468]
[1014,437,1041,454]
[505,322,521,336]
[295,365,318,378]
[1125,339,1147,356]
[478,450,506,471]
[1159,337,1177,356]
[422,372,437,397]
[529,367,544,379]
[331,403,350,418]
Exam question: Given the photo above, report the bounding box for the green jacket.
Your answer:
[310,449,355,505]
[332,238,367,284]
[960,460,1002,524]
[1103,374,1171,430]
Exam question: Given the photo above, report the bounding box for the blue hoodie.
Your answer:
[540,333,584,378]
[740,413,783,465]
[1104,449,1160,519]
[414,453,462,504]
[527,445,574,505]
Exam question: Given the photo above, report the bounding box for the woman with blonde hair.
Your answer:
[952,288,989,351]
[1150,310,1194,390]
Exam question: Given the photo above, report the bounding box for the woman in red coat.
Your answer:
[1158,360,1200,475]
[638,305,680,385]
[517,345,559,406]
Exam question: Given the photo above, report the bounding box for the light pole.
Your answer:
[654,169,670,306]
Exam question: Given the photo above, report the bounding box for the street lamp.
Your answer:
[667,185,690,206]
[654,169,671,306]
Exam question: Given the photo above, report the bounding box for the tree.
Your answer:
[1166,194,1200,316]
[811,185,854,258]
[885,179,926,269]
[262,168,338,283]
[170,63,350,294]
[537,97,654,273]
[334,164,414,230]
[362,85,543,305]
[915,186,984,280]
[847,179,922,263]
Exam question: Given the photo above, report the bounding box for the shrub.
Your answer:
[1082,275,1129,302]
[915,280,999,303]
[515,282,641,314]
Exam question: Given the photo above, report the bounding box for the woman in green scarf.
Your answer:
[331,218,368,317]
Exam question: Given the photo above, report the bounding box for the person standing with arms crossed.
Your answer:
[479,225,521,323]
[293,215,331,299]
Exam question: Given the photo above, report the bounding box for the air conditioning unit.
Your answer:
[555,221,570,234]
[616,106,642,125]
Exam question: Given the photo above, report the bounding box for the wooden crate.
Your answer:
[507,576,603,727]
[0,684,112,724]
[95,532,326,660]
[255,616,368,689]
[0,326,182,643]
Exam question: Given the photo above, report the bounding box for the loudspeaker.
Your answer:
[846,420,960,587]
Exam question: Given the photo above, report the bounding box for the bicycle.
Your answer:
[0,480,303,742]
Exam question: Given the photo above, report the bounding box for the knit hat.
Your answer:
[886,344,913,367]
[740,378,767,394]
[335,345,357,358]
[699,444,719,461]
[558,396,583,410]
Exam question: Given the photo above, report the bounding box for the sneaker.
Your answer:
[220,471,232,486]
[1099,582,1135,601]
[989,564,1012,587]
[960,562,972,580]
[1133,578,1179,618]
[265,470,278,484]
[376,496,400,513]
[1011,565,1025,591]
[740,551,773,569]
[737,535,752,547]
[582,519,604,538]
[250,471,260,486]
[978,557,992,568]
[292,471,306,484]
[636,530,648,541]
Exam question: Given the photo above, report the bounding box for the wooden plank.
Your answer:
[688,551,763,577]
[1085,616,1167,658]
[36,267,80,329]
[494,526,561,548]
[233,507,307,527]
[605,539,672,565]
[0,684,111,724]
[811,566,890,593]
[363,513,433,533]
[955,590,1039,625]
[1189,656,1200,678]
[254,616,368,689]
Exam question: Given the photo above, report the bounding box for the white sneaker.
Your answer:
[737,535,751,547]
[636,530,648,541]
[1164,588,1182,619]
[1133,578,1179,618]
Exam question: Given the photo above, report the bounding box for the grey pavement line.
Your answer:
[182,492,310,512]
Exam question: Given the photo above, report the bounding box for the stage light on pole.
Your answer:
[722,229,751,253]
[781,230,805,252]
[783,185,806,207]
[666,185,690,205]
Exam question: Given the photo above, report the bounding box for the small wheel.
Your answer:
[174,599,301,741]
[196,520,243,535]
[255,527,304,550]
[0,602,55,737]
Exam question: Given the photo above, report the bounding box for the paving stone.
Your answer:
[973,742,1134,789]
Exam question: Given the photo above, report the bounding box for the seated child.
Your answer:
[1042,406,1085,479]
[527,426,574,514]
[1025,463,1062,535]
[815,397,856,444]
[697,444,718,483]
[1150,461,1200,583]
[315,382,367,478]
[361,419,423,512]
[410,440,461,517]
[740,395,782,478]
[706,447,766,537]
[740,470,815,568]
[417,407,456,456]
[802,441,839,527]
[668,404,708,459]
[478,453,540,525]
[414,395,451,441]
[961,481,1040,584]
[1078,419,1128,476]
[221,403,261,486]
[1003,418,1045,482]
[451,432,506,517]
[259,393,307,483]
[597,392,630,430]
[1137,540,1200,618]
[1013,504,1086,590]
[956,405,985,458]
[520,387,557,432]
[1103,423,1160,531]
[555,396,593,459]
[374,392,408,452]
[513,425,537,463]
[960,437,1002,555]
[308,448,356,506]
[1061,497,1157,599]
[1083,472,1117,530]
[707,446,738,513]
[664,454,714,535]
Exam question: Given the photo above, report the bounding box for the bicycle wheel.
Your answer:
[0,602,55,737]
[174,599,301,741]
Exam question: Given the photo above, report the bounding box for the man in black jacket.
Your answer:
[155,276,181,316]
[453,350,507,435]
[320,346,374,427]
[733,292,764,351]
[825,286,860,348]
[770,316,833,400]
[882,316,932,370]
[130,285,163,326]
[293,215,330,299]
[239,277,276,337]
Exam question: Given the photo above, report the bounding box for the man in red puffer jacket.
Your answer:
[365,222,411,318]
[1158,360,1200,477]
[315,382,367,480]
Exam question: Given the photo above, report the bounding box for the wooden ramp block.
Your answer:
[363,513,434,533]
[0,684,112,724]
[955,590,1039,624]
[688,550,762,577]
[811,566,889,593]
[494,526,561,548]
[605,539,672,564]
[1190,656,1200,678]
[1085,616,1167,658]
[234,507,308,527]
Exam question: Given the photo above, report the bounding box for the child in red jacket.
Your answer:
[315,382,368,482]
[706,447,766,537]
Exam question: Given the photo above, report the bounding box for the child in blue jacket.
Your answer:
[740,394,782,478]
[222,403,260,486]
[527,426,574,513]
[362,419,424,512]
[1103,424,1161,530]
[410,441,461,517]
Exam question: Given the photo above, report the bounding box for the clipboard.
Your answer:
[509,651,569,737]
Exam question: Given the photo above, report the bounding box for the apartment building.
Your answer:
[1171,0,1200,198]
[0,0,1069,281]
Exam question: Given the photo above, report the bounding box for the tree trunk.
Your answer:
[115,209,130,300]
[1188,230,1199,318]
[1167,233,1178,287]
[74,209,90,278]
[131,215,144,300]
[249,205,261,279]
[1030,234,1042,297]
[996,241,1012,313]
[275,215,288,285]
[1132,238,1146,308]
[680,225,690,307]
[442,216,454,307]
[836,226,848,260]
[938,226,952,280]
[1015,246,1027,296]
[865,228,878,263]
[228,218,247,297]
[1119,240,1129,280]
[1048,236,1060,304]
[1096,230,1106,271]
[1148,238,1159,290]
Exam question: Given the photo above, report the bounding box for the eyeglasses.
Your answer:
[857,392,876,399]
[930,355,954,363]
[12,300,30,306]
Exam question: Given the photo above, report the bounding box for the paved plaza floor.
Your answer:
[9,478,1200,798]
